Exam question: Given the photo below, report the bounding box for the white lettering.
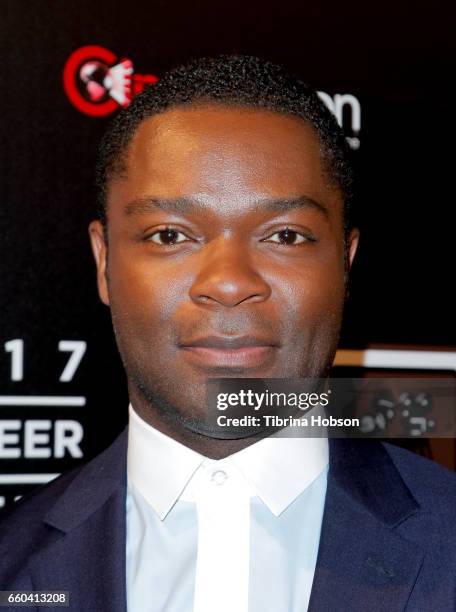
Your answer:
[24,420,52,459]
[317,91,362,148]
[0,419,84,459]
[58,340,87,382]
[0,420,21,458]
[54,420,83,458]
[4,339,24,381]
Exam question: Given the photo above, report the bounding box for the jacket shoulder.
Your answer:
[0,466,83,587]
[0,428,128,587]
[383,442,456,515]
[1,464,81,526]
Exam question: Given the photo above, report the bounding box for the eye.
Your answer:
[147,228,190,245]
[263,227,313,245]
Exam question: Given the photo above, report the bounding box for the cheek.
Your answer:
[280,283,345,349]
[107,254,187,337]
[268,251,347,330]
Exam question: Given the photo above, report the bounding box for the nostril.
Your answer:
[195,292,264,307]
[190,270,271,308]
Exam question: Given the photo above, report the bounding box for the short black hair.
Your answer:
[95,54,354,234]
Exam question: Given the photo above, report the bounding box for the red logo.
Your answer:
[63,45,158,117]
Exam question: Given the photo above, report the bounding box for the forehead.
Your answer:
[109,104,342,214]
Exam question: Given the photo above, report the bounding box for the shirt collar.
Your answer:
[127,403,328,520]
[127,404,205,520]
[229,431,328,516]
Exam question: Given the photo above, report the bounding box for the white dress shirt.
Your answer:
[126,404,329,612]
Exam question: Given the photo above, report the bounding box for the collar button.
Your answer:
[211,469,228,485]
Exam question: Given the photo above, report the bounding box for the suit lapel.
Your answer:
[29,429,128,612]
[308,439,424,612]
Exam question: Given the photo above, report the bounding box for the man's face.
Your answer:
[89,105,358,429]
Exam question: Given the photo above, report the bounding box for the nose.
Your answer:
[189,236,271,308]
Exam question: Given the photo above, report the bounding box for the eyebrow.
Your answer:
[123,195,329,218]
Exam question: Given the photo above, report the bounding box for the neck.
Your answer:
[128,385,265,459]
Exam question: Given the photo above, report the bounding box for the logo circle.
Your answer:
[63,45,120,117]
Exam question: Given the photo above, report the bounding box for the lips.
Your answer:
[178,335,279,369]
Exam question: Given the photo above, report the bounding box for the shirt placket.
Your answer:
[193,463,250,612]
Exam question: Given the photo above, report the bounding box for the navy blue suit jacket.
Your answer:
[1,430,456,611]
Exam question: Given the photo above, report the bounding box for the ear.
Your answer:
[346,227,360,270]
[88,220,110,306]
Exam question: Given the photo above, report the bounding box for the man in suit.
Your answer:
[1,55,456,611]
